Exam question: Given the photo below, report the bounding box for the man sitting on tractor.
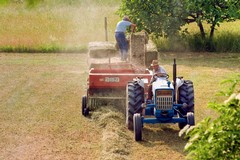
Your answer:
[147,60,168,101]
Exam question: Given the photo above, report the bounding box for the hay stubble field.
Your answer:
[1,52,239,159]
[1,0,240,159]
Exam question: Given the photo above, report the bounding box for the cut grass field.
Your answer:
[0,53,100,159]
[0,52,239,159]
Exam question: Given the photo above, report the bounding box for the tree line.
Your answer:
[118,0,240,52]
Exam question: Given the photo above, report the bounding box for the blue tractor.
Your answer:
[126,59,195,141]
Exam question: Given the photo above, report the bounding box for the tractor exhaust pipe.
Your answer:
[173,58,177,102]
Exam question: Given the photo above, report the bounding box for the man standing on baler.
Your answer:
[115,16,136,61]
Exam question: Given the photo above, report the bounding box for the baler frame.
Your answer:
[82,61,152,116]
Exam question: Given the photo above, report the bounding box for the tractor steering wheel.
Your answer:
[154,73,169,79]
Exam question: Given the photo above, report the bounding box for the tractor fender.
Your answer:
[133,78,145,88]
[176,78,184,89]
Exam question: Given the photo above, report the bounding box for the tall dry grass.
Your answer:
[0,1,120,52]
[155,20,240,52]
[1,1,240,52]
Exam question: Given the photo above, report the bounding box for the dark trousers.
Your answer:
[147,84,153,100]
[115,32,128,60]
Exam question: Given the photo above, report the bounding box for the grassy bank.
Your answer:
[1,1,240,53]
[0,1,120,52]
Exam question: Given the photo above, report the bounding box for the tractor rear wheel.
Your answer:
[178,80,194,129]
[178,80,194,113]
[126,81,144,130]
[133,113,142,141]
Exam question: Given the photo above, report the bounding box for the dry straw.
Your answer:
[92,106,131,160]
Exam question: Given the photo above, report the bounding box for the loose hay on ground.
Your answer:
[91,106,131,160]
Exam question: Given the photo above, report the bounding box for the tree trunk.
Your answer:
[206,23,216,52]
[198,21,205,39]
[210,23,216,41]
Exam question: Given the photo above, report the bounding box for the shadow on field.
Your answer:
[140,124,187,154]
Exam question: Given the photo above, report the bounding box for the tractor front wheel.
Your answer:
[126,81,144,130]
[178,113,187,129]
[133,113,142,141]
[187,112,195,126]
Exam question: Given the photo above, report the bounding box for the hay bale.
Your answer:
[129,32,147,66]
[145,40,158,67]
[88,41,118,58]
[130,31,158,67]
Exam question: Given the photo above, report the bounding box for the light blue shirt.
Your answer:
[153,66,167,75]
[150,66,167,83]
[115,20,132,33]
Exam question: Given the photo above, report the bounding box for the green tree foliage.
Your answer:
[0,0,43,7]
[185,75,240,160]
[186,0,240,41]
[117,0,188,37]
[118,0,240,40]
[0,0,9,5]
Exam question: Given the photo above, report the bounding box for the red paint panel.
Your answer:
[88,63,152,89]
[89,73,151,89]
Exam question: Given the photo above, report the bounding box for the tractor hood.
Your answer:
[152,78,174,93]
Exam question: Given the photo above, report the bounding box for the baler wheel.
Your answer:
[126,81,144,130]
[82,96,89,116]
[133,113,142,141]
